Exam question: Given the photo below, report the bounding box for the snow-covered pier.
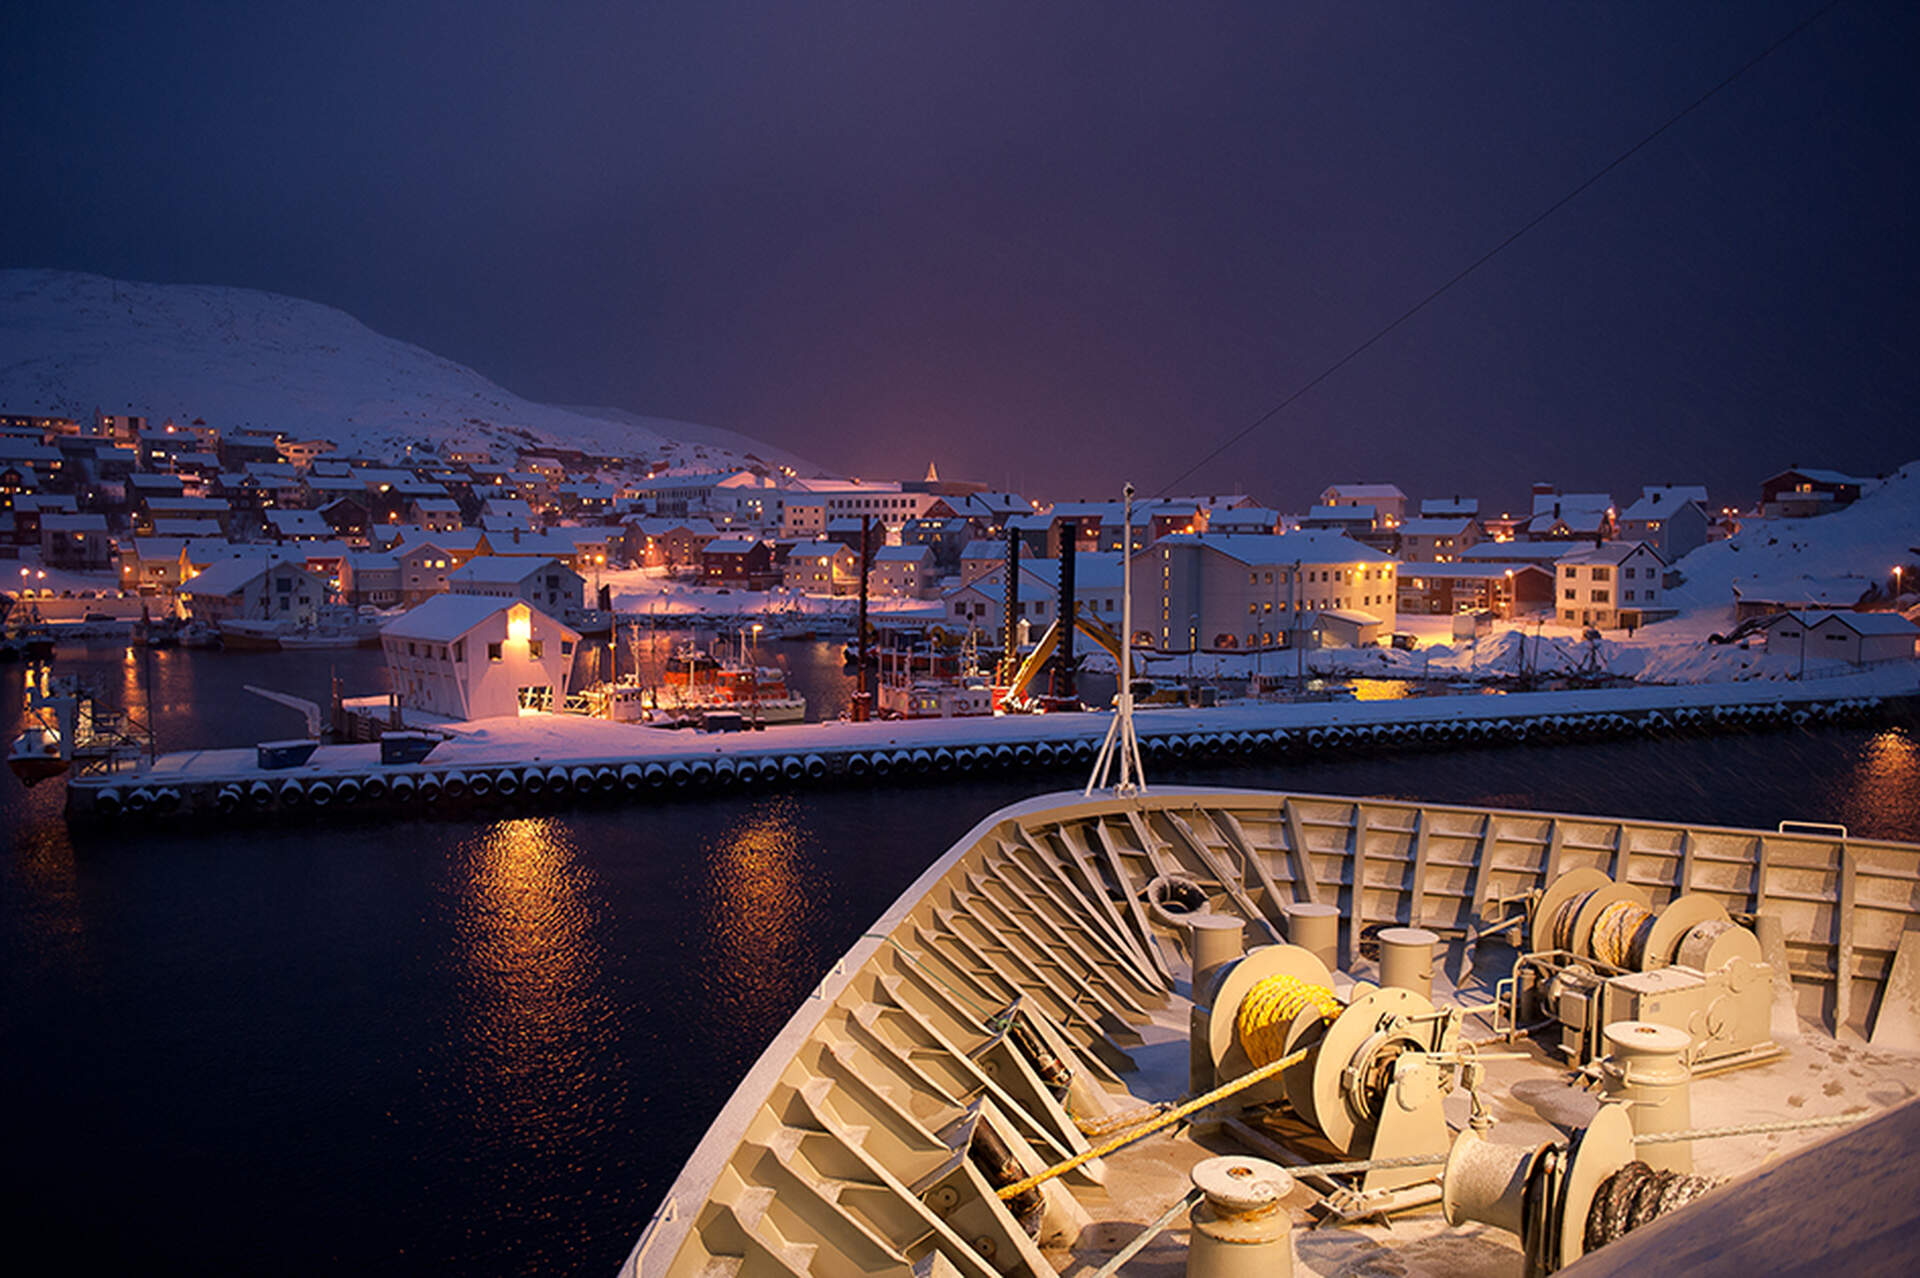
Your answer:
[62,666,1919,824]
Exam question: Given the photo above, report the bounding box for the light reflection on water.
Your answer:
[697,798,822,1029]
[1831,726,1920,837]
[445,817,626,1183]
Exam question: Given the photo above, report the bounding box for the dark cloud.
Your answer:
[5,1,1915,509]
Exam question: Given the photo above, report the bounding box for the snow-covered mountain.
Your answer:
[0,270,813,472]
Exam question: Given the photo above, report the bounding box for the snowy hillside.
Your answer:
[0,270,815,471]
[1665,461,1920,612]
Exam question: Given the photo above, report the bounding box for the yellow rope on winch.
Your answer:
[993,972,1341,1202]
[1236,973,1343,1067]
[1591,899,1656,970]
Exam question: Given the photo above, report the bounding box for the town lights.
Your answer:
[507,605,531,644]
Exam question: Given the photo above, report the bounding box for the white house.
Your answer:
[783,542,860,596]
[1129,532,1397,652]
[178,558,328,626]
[381,596,581,720]
[1618,486,1711,561]
[1319,483,1408,528]
[1760,611,1919,667]
[1396,516,1479,563]
[870,544,934,599]
[1555,541,1668,630]
[942,566,1058,636]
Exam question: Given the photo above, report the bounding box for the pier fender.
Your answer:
[932,747,954,771]
[359,775,388,803]
[846,752,871,778]
[248,779,277,808]
[781,755,806,781]
[307,780,335,807]
[521,767,547,798]
[711,758,735,786]
[668,761,691,787]
[548,766,575,795]
[952,745,977,771]
[335,776,363,804]
[1013,742,1035,767]
[278,780,306,809]
[909,748,933,773]
[868,750,893,778]
[643,762,668,789]
[991,744,1014,768]
[414,774,442,803]
[467,771,494,800]
[689,759,714,786]
[802,753,828,780]
[388,774,416,802]
[124,787,154,815]
[1032,742,1055,766]
[153,787,182,813]
[95,788,123,817]
[571,766,600,794]
[593,766,617,793]
[617,764,644,793]
[441,772,468,801]
[493,770,520,800]
[215,785,243,814]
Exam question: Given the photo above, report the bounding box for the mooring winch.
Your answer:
[1196,943,1465,1214]
[1489,869,1778,1071]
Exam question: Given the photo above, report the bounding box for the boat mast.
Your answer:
[1087,483,1147,796]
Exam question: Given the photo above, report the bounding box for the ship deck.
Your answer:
[1054,935,1915,1275]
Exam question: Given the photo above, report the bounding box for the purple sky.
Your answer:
[5,1,1917,511]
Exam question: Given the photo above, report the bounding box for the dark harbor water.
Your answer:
[3,643,1917,1274]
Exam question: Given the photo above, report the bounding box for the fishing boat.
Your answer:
[6,668,151,786]
[649,642,806,724]
[625,489,1920,1278]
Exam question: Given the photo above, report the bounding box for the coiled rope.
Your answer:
[1236,973,1343,1067]
[1590,899,1656,970]
[996,980,1334,1201]
[1552,891,1597,952]
[1584,1161,1719,1250]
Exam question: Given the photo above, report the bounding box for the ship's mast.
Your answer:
[1087,483,1147,796]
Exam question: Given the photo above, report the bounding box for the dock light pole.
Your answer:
[1087,484,1146,796]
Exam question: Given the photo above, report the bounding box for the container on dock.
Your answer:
[258,739,319,770]
[380,731,441,766]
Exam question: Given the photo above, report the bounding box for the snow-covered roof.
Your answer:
[393,528,489,555]
[1622,490,1708,521]
[703,535,764,554]
[122,538,192,562]
[265,509,331,535]
[1770,468,1868,487]
[787,543,854,563]
[1155,531,1397,565]
[961,540,1007,560]
[448,555,572,585]
[1530,491,1612,516]
[1803,611,1919,637]
[1321,483,1406,501]
[179,557,280,596]
[1399,562,1550,580]
[873,544,930,563]
[1556,540,1664,567]
[381,594,516,641]
[1420,496,1480,516]
[41,513,108,532]
[1397,517,1475,536]
[1460,542,1572,564]
[943,566,1057,601]
[1305,505,1375,522]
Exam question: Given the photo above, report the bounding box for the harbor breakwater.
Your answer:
[62,666,1920,825]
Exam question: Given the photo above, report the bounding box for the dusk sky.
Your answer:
[5,1,1917,511]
